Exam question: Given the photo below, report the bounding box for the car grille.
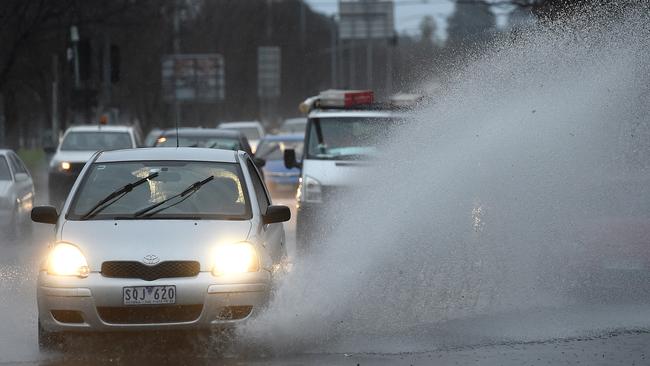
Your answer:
[101,261,200,281]
[97,305,203,324]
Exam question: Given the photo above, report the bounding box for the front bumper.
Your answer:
[37,270,270,333]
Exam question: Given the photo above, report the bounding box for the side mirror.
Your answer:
[14,172,29,182]
[283,149,301,169]
[263,205,291,224]
[43,146,56,154]
[253,157,266,168]
[31,206,59,225]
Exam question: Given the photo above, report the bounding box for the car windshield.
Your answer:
[306,117,400,159]
[155,135,241,150]
[68,160,251,220]
[255,140,303,161]
[224,127,260,140]
[0,157,11,180]
[60,131,133,151]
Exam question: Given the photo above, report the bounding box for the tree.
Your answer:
[0,0,153,148]
[419,16,437,44]
[446,1,496,48]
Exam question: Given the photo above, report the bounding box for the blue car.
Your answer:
[255,134,303,192]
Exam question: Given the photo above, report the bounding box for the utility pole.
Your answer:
[51,55,59,145]
[364,0,373,89]
[349,39,356,89]
[366,41,373,89]
[300,1,308,96]
[173,0,181,127]
[299,0,306,49]
[0,94,4,148]
[70,26,80,89]
[102,33,111,108]
[330,16,338,88]
[386,39,393,95]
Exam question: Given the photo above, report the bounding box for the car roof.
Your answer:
[65,125,134,133]
[308,109,397,119]
[261,134,303,142]
[282,118,307,124]
[0,149,13,156]
[95,147,239,163]
[160,128,241,138]
[219,121,263,128]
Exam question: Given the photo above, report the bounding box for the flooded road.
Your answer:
[0,166,648,365]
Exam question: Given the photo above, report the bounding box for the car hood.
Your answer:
[60,219,252,271]
[52,150,97,164]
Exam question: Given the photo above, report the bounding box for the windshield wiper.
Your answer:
[133,175,214,218]
[80,172,159,220]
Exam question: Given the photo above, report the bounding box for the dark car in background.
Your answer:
[153,128,253,155]
[143,128,163,147]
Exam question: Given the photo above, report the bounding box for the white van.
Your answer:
[284,90,405,251]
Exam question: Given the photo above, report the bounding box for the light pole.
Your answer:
[70,25,80,89]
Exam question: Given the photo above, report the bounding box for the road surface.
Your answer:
[0,167,648,365]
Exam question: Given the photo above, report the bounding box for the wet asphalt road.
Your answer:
[0,167,649,365]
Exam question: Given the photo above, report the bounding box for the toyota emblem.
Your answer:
[143,254,160,265]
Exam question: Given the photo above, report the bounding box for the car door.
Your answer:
[8,153,34,218]
[246,158,285,264]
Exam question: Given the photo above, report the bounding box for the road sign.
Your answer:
[257,46,281,99]
[339,0,394,40]
[162,54,225,102]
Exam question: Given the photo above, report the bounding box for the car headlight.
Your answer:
[212,242,260,276]
[50,160,71,173]
[47,242,89,277]
[298,175,322,203]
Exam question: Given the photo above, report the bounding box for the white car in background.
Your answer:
[0,150,35,239]
[284,90,406,252]
[278,117,307,135]
[217,121,265,153]
[32,147,290,350]
[47,125,141,206]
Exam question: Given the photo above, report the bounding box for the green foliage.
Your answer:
[16,148,45,171]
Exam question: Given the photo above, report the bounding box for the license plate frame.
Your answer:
[123,285,176,305]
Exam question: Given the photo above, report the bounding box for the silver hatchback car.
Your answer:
[31,147,290,349]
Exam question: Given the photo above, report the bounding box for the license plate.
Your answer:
[123,286,176,305]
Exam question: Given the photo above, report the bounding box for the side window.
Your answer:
[246,158,270,214]
[9,154,26,174]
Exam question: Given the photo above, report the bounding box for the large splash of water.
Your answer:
[240,6,650,354]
